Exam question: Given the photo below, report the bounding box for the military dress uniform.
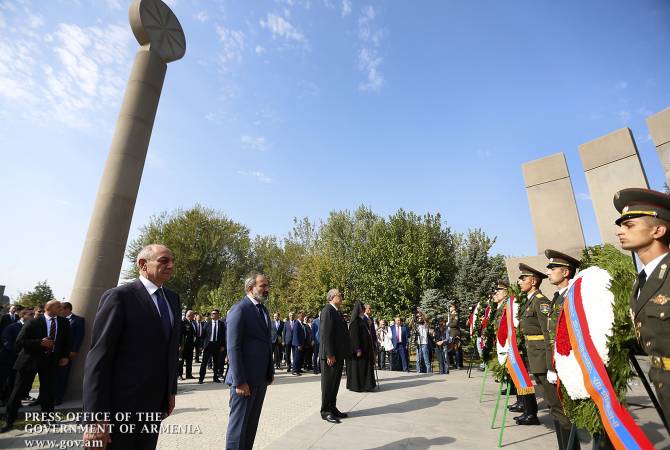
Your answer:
[545,249,581,450]
[447,310,463,369]
[614,188,670,427]
[516,263,552,425]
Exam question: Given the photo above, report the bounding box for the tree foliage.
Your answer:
[125,205,505,322]
[17,280,55,308]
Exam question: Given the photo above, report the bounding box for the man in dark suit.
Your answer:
[0,304,22,336]
[319,288,351,424]
[311,316,320,375]
[0,308,33,404]
[81,244,181,450]
[291,312,306,376]
[198,309,225,384]
[194,312,204,362]
[225,273,273,450]
[271,313,284,369]
[179,310,197,380]
[391,317,410,372]
[55,301,85,405]
[1,300,71,432]
[283,311,295,372]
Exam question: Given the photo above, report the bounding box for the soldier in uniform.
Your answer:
[614,188,670,427]
[545,249,581,450]
[447,304,463,369]
[514,263,549,426]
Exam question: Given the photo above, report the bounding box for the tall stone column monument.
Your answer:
[66,0,185,401]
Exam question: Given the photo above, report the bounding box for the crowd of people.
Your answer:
[0,300,84,433]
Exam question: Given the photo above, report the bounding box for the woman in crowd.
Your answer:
[346,301,376,392]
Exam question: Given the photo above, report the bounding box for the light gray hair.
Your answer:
[326,288,340,302]
[244,272,266,292]
[136,244,163,265]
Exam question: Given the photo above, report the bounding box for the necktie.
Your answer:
[256,304,267,328]
[552,291,560,303]
[637,270,647,297]
[213,321,218,341]
[155,288,172,339]
[49,317,56,353]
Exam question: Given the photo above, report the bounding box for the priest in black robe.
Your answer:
[346,301,376,392]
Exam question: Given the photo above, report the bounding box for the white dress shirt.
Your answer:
[139,275,174,326]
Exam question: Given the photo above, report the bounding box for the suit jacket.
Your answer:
[83,279,181,414]
[0,320,24,363]
[271,320,284,344]
[292,321,306,347]
[283,319,295,345]
[67,314,85,353]
[311,318,320,345]
[202,319,226,350]
[0,313,19,336]
[318,304,350,360]
[390,324,409,349]
[224,297,273,387]
[14,315,71,372]
[180,319,197,347]
[631,253,670,359]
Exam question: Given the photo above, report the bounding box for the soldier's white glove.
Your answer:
[547,370,558,384]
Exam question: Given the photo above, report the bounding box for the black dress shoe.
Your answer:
[516,415,540,425]
[287,369,292,373]
[292,372,301,376]
[513,413,528,422]
[197,380,204,384]
[213,379,221,383]
[508,403,524,413]
[322,414,340,424]
[186,376,195,379]
[333,410,348,418]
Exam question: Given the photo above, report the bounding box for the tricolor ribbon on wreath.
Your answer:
[557,269,652,450]
[496,296,534,394]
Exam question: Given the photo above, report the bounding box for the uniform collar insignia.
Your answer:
[652,294,670,305]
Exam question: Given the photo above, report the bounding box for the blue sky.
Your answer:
[1,0,669,300]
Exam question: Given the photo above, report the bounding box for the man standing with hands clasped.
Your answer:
[319,288,351,424]
[225,273,274,450]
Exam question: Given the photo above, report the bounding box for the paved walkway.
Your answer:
[0,359,668,449]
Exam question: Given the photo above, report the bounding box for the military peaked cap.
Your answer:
[614,188,670,226]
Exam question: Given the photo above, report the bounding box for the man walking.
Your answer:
[225,273,274,450]
[319,289,350,424]
[81,244,181,449]
[180,310,197,380]
[199,309,225,384]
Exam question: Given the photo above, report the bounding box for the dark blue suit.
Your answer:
[225,297,273,450]
[283,319,295,370]
[311,318,320,374]
[291,321,306,373]
[0,321,23,401]
[56,313,85,403]
[391,324,409,372]
[199,319,225,382]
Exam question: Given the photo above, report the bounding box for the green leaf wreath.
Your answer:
[560,244,636,436]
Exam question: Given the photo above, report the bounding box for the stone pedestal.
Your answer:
[578,128,648,248]
[647,107,670,188]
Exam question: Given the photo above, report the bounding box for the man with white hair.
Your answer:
[82,244,181,449]
[225,272,274,449]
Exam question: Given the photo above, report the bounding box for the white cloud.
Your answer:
[103,0,122,10]
[164,0,178,8]
[240,135,269,151]
[194,11,209,22]
[0,12,134,129]
[616,110,631,124]
[358,47,383,92]
[260,13,305,43]
[216,25,245,71]
[255,45,266,54]
[237,170,273,183]
[356,5,386,92]
[615,81,628,90]
[342,0,351,16]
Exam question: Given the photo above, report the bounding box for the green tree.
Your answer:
[451,229,507,328]
[17,280,54,308]
[124,205,252,311]
[419,288,448,321]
